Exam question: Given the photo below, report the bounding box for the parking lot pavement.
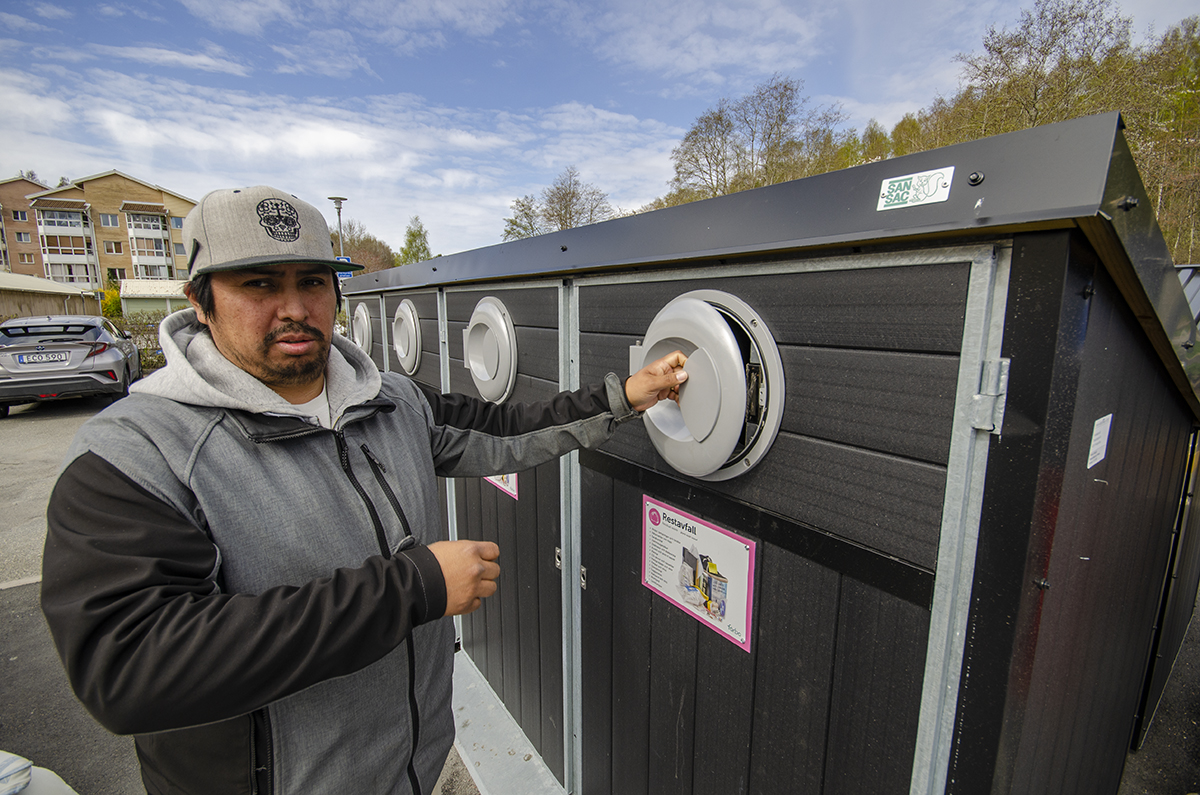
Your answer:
[0,398,109,584]
[0,396,1193,793]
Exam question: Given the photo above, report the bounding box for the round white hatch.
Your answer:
[463,296,518,403]
[351,302,373,351]
[391,299,422,375]
[630,290,785,481]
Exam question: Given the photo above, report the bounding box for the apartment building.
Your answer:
[0,176,51,276]
[16,171,195,289]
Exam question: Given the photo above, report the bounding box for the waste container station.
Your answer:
[342,111,1200,795]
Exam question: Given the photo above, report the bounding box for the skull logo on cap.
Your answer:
[256,198,301,242]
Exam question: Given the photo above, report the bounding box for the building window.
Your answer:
[46,262,91,283]
[171,217,183,229]
[105,240,124,255]
[133,237,166,257]
[18,253,35,264]
[40,210,84,229]
[12,210,27,222]
[16,232,31,243]
[174,242,186,256]
[129,213,164,231]
[43,235,89,256]
[100,213,120,227]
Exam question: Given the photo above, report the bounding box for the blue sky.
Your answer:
[1,0,1194,256]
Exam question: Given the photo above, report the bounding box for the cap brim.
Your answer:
[190,254,366,279]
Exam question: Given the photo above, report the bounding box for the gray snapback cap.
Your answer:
[182,185,364,279]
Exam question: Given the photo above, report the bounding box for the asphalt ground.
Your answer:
[0,397,1196,793]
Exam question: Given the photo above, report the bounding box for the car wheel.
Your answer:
[0,405,8,419]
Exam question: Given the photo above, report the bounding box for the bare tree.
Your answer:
[956,0,1132,134]
[670,102,736,198]
[731,73,802,186]
[541,166,614,231]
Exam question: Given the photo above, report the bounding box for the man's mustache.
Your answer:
[264,323,327,346]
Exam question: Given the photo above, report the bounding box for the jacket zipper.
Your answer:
[360,443,416,546]
[333,431,392,560]
[251,708,274,795]
[336,433,423,793]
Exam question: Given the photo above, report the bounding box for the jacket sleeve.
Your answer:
[41,451,448,736]
[417,373,640,477]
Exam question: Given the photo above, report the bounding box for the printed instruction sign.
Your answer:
[642,496,755,652]
[485,473,518,499]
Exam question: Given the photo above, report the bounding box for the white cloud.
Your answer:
[96,3,169,22]
[0,67,681,253]
[0,12,52,32]
[272,29,377,78]
[88,44,250,76]
[30,3,73,20]
[177,0,297,35]
[564,0,828,89]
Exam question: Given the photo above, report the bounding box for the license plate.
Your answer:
[17,352,68,364]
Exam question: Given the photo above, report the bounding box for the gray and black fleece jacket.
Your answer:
[41,309,638,795]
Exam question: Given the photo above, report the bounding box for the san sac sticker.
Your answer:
[877,166,955,211]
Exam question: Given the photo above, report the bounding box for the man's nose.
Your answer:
[277,285,308,321]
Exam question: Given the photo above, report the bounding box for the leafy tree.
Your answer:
[502,195,547,241]
[397,216,433,264]
[861,119,892,163]
[101,281,123,318]
[330,218,395,273]
[890,114,925,157]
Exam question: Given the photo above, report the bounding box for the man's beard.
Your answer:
[255,322,330,388]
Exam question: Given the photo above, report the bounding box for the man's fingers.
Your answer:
[429,540,503,617]
[627,350,688,411]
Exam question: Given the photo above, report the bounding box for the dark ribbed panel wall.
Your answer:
[445,286,566,785]
[576,255,970,793]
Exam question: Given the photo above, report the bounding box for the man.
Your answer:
[40,186,687,795]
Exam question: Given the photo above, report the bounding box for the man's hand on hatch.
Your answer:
[428,540,500,616]
[626,350,688,412]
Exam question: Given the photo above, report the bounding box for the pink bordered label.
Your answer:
[484,473,518,500]
[642,495,755,652]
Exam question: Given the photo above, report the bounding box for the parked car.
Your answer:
[0,315,143,418]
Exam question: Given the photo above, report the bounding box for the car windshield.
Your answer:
[0,324,103,344]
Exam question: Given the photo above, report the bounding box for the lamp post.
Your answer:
[327,196,347,258]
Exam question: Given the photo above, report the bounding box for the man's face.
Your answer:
[190,263,337,402]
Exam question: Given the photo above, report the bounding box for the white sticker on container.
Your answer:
[1087,414,1113,469]
[877,166,955,211]
[484,472,518,499]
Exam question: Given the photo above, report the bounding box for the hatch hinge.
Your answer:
[972,358,1010,434]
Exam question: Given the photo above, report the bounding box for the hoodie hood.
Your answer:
[132,308,383,424]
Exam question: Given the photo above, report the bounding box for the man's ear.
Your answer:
[183,285,209,326]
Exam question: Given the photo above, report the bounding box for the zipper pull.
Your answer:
[360,443,386,472]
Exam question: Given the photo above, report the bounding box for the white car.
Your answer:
[0,315,143,418]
